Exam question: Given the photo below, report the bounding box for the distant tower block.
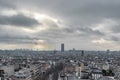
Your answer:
[81,50,84,57]
[107,49,110,54]
[61,43,64,52]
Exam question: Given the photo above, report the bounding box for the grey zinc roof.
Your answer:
[97,76,115,80]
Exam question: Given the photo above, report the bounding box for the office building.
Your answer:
[61,43,64,52]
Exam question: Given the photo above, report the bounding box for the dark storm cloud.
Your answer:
[0,14,40,27]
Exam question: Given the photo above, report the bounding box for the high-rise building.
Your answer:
[81,50,84,57]
[61,43,64,52]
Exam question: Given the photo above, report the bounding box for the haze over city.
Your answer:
[0,0,120,50]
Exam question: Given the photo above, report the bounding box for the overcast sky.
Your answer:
[0,0,120,50]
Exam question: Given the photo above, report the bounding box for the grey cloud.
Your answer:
[79,27,104,36]
[26,0,120,25]
[37,29,66,40]
[110,36,120,41]
[44,19,59,29]
[0,26,54,45]
[0,0,120,50]
[111,25,120,33]
[0,33,33,44]
[63,26,104,37]
[0,0,15,9]
[0,35,45,45]
[3,0,120,24]
[35,25,104,42]
[15,0,120,29]
[0,14,40,27]
[0,26,35,44]
[0,38,32,44]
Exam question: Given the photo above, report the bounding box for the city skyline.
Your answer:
[0,0,120,50]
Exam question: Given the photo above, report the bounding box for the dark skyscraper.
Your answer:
[61,43,64,52]
[81,50,84,57]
